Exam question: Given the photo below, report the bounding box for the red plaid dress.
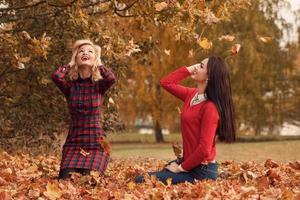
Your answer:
[52,64,116,174]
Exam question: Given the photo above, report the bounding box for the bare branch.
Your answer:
[113,0,139,18]
[114,0,139,11]
[81,0,111,9]
[0,1,46,12]
[47,0,78,8]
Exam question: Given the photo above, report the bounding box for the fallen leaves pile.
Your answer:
[0,150,299,200]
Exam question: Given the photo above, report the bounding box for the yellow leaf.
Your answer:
[26,164,38,174]
[40,77,51,85]
[198,38,212,50]
[127,181,136,190]
[218,35,235,41]
[258,36,272,43]
[230,44,241,55]
[188,49,195,58]
[43,183,62,200]
[155,2,168,12]
[164,49,171,56]
[166,178,172,186]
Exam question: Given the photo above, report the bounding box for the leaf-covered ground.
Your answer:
[0,151,299,200]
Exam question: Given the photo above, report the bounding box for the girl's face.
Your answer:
[191,58,209,83]
[76,44,96,68]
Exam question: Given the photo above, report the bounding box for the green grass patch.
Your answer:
[110,140,300,163]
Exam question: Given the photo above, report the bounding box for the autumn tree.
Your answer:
[0,0,251,146]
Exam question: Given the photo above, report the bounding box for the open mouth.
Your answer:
[81,56,89,61]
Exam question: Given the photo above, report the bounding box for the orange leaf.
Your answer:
[256,176,269,192]
[172,142,182,159]
[80,148,90,157]
[0,191,11,200]
[43,182,62,200]
[281,189,294,200]
[100,138,111,155]
[289,161,300,170]
[264,159,279,168]
[230,44,241,55]
[198,38,213,50]
[155,2,168,11]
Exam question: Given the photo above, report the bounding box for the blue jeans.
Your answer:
[135,160,218,184]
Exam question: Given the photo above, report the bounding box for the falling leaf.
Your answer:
[176,106,181,114]
[108,97,115,105]
[218,35,235,41]
[18,56,31,63]
[20,31,31,40]
[175,33,181,41]
[40,77,51,85]
[155,2,168,12]
[100,138,111,155]
[198,38,213,50]
[204,9,220,25]
[258,36,272,43]
[230,44,241,55]
[17,62,25,69]
[172,142,182,159]
[43,183,62,200]
[126,39,142,56]
[188,49,195,58]
[80,148,90,157]
[164,49,171,56]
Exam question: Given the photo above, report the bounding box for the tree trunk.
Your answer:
[154,119,164,143]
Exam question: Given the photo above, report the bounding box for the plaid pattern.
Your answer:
[52,64,116,173]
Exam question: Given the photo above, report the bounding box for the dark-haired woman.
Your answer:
[135,56,235,184]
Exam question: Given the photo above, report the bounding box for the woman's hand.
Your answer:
[165,162,181,173]
[187,63,201,74]
[68,49,78,67]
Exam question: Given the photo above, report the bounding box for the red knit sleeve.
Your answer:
[181,102,219,171]
[160,67,192,101]
[98,66,117,94]
[51,64,71,97]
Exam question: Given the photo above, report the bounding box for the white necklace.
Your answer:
[190,93,206,106]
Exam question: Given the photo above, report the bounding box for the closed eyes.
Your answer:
[200,62,204,68]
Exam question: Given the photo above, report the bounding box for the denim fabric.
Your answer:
[135,160,218,184]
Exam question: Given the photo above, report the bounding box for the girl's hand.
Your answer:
[68,49,78,67]
[187,63,201,74]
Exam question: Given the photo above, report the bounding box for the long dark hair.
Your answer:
[205,56,236,142]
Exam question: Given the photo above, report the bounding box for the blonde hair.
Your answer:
[69,39,103,82]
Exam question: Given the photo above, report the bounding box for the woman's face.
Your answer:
[76,44,96,68]
[191,58,209,83]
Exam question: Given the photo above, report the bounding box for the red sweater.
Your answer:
[160,67,219,171]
